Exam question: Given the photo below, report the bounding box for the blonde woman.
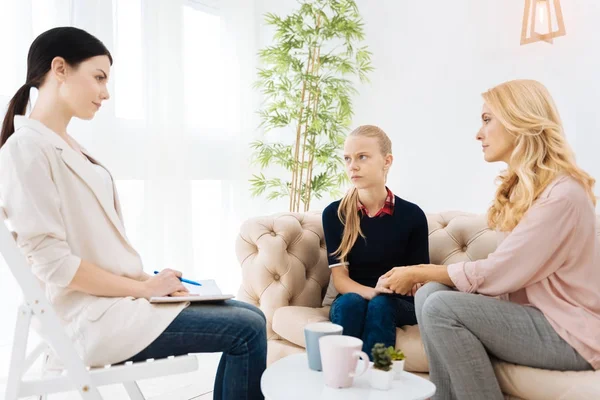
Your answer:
[322,125,429,358]
[382,80,599,399]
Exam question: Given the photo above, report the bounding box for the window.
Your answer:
[113,0,144,119]
[0,0,18,96]
[190,180,242,294]
[31,0,62,38]
[182,5,225,133]
[191,180,223,277]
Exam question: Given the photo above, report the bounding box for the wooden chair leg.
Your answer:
[78,385,104,399]
[123,381,145,400]
[5,307,32,400]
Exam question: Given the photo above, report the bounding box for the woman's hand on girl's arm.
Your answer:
[381,266,418,295]
[410,283,423,296]
[382,264,455,295]
[374,276,394,296]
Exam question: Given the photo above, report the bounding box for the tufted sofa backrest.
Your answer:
[236,211,600,339]
[426,211,496,265]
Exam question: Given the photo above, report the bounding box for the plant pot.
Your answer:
[392,359,405,379]
[369,367,394,390]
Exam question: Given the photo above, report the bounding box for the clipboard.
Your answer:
[149,279,235,303]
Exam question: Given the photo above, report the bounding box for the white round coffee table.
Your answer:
[261,353,436,400]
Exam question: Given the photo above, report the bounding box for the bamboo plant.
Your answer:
[250,0,373,212]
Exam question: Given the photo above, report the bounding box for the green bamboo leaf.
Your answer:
[252,0,372,210]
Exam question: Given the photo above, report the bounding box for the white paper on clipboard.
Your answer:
[149,279,235,303]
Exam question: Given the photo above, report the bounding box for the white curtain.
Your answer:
[0,0,265,352]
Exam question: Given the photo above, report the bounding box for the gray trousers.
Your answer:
[415,282,592,400]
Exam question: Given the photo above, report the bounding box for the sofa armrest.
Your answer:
[235,212,330,339]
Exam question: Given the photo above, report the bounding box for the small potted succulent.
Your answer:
[387,346,406,378]
[370,343,394,390]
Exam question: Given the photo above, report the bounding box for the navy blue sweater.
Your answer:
[322,196,430,288]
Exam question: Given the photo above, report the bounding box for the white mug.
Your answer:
[318,335,370,388]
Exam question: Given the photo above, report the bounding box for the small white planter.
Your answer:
[392,359,405,379]
[369,367,394,390]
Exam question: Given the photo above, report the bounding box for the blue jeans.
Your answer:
[330,293,417,359]
[126,300,267,400]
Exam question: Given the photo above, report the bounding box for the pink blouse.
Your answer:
[448,175,600,369]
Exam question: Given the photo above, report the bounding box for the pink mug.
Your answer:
[318,335,370,388]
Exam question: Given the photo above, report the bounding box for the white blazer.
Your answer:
[0,116,186,367]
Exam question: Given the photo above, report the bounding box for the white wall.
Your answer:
[253,0,600,214]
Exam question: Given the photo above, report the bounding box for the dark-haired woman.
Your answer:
[0,27,266,400]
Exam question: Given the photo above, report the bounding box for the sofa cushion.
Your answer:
[272,306,330,348]
[322,279,338,307]
[267,339,305,366]
[494,361,600,400]
[396,325,429,372]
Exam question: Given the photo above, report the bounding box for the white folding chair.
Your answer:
[0,212,199,399]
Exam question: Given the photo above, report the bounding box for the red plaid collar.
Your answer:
[357,187,395,217]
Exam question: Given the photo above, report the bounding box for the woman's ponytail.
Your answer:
[332,187,363,264]
[1,83,31,148]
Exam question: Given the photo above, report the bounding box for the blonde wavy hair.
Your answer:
[484,79,596,231]
[333,125,392,263]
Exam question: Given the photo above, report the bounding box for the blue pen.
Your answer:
[153,270,202,286]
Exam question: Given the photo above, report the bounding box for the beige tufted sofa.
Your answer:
[236,211,600,400]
